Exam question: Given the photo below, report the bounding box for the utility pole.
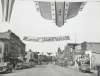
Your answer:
[75,34,76,44]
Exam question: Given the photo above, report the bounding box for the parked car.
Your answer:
[30,62,35,67]
[62,61,68,67]
[0,62,13,73]
[23,62,31,68]
[79,64,91,72]
[15,62,23,70]
[22,62,27,69]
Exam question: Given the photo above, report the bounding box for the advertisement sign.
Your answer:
[23,36,70,42]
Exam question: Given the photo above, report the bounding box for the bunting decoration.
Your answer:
[23,36,70,42]
[1,0,15,22]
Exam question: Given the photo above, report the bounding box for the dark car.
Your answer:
[62,61,68,67]
[0,62,13,73]
[15,62,23,70]
[79,64,91,72]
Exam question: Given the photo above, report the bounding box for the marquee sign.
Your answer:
[23,36,70,42]
[0,0,100,27]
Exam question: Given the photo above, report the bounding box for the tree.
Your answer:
[47,53,52,56]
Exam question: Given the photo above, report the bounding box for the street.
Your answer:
[1,64,96,76]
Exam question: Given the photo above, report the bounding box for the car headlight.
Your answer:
[3,66,6,69]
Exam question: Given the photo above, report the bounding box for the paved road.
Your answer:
[1,64,96,76]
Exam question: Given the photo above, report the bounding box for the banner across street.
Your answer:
[23,36,70,42]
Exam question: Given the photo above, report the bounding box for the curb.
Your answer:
[67,66,97,75]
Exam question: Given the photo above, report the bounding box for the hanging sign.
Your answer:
[23,36,70,42]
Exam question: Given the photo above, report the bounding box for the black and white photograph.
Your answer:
[0,0,100,76]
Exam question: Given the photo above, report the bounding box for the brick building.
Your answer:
[56,43,79,62]
[63,43,79,61]
[0,30,26,64]
[81,41,100,54]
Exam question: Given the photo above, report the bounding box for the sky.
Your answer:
[0,1,100,56]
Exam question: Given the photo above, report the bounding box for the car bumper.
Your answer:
[0,69,7,73]
[82,68,91,71]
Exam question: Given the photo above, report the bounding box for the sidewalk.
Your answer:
[67,66,97,74]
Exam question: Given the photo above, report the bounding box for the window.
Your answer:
[0,47,2,53]
[5,44,6,52]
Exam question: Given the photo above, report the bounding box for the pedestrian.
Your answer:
[13,63,15,69]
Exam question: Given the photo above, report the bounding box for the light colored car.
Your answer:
[79,64,91,72]
[0,62,13,73]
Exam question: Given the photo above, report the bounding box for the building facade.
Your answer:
[0,30,26,64]
[25,51,34,62]
[81,41,100,54]
[0,41,4,63]
[81,42,100,69]
[56,43,79,62]
[63,43,79,61]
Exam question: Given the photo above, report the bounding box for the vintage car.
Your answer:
[0,62,13,73]
[79,64,91,72]
[30,62,35,67]
[23,62,31,68]
[62,61,68,67]
[15,62,23,70]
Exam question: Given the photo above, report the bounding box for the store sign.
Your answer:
[23,36,70,42]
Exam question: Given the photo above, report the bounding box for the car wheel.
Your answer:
[10,70,12,73]
[82,70,85,73]
[79,69,82,72]
[9,69,12,73]
[79,69,81,72]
